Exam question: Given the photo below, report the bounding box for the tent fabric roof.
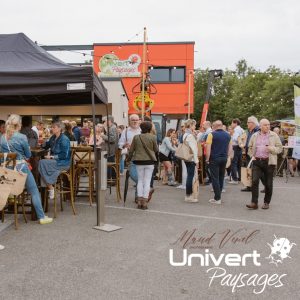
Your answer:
[0,33,107,105]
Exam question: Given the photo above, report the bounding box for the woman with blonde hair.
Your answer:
[89,123,104,146]
[0,114,52,224]
[183,119,199,202]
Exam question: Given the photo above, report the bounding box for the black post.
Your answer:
[91,90,99,225]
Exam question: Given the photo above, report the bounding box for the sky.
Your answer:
[1,0,299,71]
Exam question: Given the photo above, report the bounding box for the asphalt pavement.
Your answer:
[0,175,299,300]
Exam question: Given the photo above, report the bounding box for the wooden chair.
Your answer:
[73,146,94,206]
[107,149,122,201]
[0,153,27,229]
[43,152,76,218]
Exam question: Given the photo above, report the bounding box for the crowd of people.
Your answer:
[0,113,299,250]
[118,114,300,211]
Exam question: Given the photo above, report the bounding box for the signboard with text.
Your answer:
[98,54,141,78]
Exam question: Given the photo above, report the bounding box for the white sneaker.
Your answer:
[190,198,199,203]
[185,196,199,203]
[209,199,222,204]
[222,189,226,193]
[0,244,5,250]
[176,185,186,189]
[228,180,238,185]
[40,216,53,225]
[48,188,55,199]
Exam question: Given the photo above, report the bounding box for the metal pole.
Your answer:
[141,27,147,121]
[97,150,107,226]
[93,149,122,232]
[188,71,192,119]
[91,90,99,224]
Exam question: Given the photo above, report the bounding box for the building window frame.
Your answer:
[149,66,186,84]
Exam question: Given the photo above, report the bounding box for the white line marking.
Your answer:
[75,202,300,230]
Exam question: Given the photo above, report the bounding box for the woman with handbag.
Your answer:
[0,114,52,225]
[128,121,158,210]
[182,119,199,203]
[159,129,177,186]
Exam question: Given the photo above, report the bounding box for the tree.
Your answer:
[193,60,298,127]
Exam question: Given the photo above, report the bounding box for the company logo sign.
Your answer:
[98,54,141,77]
[169,229,296,294]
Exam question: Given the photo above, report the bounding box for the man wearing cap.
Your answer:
[246,119,282,210]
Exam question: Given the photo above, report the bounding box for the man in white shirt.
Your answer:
[118,114,141,185]
[229,118,244,184]
[118,114,141,150]
[31,121,44,138]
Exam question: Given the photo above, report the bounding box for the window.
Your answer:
[150,67,185,83]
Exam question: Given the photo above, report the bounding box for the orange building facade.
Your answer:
[93,42,195,117]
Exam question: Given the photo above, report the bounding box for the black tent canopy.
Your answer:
[0,33,107,105]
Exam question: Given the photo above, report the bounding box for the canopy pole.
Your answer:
[92,94,122,232]
[141,27,147,121]
[91,90,99,224]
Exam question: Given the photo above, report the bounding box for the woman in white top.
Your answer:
[182,119,199,202]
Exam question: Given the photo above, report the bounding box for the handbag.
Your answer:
[241,157,254,187]
[0,184,11,210]
[138,136,157,161]
[175,135,194,161]
[0,153,28,196]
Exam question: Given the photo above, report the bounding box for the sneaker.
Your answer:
[222,189,226,193]
[168,181,177,186]
[0,244,5,250]
[184,195,198,203]
[176,185,186,189]
[209,199,222,204]
[228,180,238,185]
[39,216,53,225]
[48,188,55,199]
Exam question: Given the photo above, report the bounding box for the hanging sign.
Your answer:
[98,54,141,78]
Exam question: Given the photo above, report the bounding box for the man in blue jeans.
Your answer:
[229,118,244,184]
[205,120,231,204]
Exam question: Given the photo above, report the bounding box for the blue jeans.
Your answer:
[209,157,227,200]
[231,146,242,181]
[120,154,125,174]
[129,162,138,184]
[107,155,116,179]
[184,161,196,196]
[16,163,45,220]
[129,162,138,198]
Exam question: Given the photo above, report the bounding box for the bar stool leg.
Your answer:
[21,196,27,223]
[14,197,18,230]
[53,184,57,218]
